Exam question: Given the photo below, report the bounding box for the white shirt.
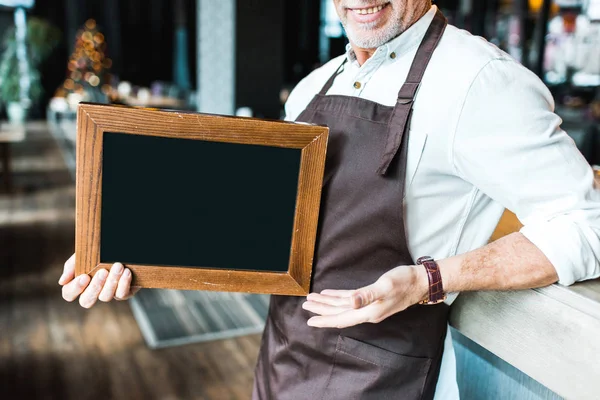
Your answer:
[284,6,600,399]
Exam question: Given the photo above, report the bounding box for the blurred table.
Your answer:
[0,122,26,193]
[47,117,77,180]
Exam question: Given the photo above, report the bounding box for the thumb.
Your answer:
[351,283,384,309]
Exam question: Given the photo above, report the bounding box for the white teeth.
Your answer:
[353,4,385,15]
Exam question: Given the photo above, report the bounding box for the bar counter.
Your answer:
[450,208,600,399]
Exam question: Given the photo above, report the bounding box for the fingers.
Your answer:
[59,254,76,285]
[61,260,139,306]
[98,263,124,302]
[351,284,381,309]
[302,300,352,316]
[62,273,91,302]
[114,268,134,300]
[320,289,355,297]
[79,269,109,308]
[306,281,392,328]
[307,305,377,329]
[309,283,384,309]
[351,277,393,308]
[306,293,355,307]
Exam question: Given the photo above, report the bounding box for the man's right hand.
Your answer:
[59,254,140,308]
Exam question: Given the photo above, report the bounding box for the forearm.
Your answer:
[304,232,561,329]
[438,232,559,293]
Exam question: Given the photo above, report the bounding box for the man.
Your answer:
[60,1,600,399]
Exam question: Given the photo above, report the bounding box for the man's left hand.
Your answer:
[302,265,429,329]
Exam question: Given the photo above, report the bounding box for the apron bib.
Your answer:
[253,10,449,400]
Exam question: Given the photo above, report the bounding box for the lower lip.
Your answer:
[348,4,389,24]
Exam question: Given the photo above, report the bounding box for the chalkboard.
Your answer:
[101,132,301,272]
[75,103,328,295]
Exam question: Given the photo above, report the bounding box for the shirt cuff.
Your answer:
[520,218,588,286]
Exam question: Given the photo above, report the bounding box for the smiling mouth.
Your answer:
[348,3,389,15]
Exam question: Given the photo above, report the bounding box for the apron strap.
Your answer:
[318,59,348,96]
[377,9,447,175]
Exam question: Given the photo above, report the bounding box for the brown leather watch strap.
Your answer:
[416,256,446,305]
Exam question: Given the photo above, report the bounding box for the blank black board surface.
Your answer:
[100,131,302,272]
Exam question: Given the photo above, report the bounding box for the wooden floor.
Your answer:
[0,123,261,400]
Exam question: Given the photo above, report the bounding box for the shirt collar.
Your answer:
[345,5,438,64]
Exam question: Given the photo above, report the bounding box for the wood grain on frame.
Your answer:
[75,103,329,296]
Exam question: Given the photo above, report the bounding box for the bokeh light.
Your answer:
[89,75,100,87]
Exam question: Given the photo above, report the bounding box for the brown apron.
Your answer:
[253,10,449,400]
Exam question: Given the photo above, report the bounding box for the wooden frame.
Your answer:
[75,103,328,296]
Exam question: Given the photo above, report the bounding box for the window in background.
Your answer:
[319,0,346,64]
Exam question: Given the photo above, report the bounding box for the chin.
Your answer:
[347,26,398,49]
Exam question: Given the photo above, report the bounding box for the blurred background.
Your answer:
[0,0,599,399]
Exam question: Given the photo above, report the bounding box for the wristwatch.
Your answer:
[416,256,447,305]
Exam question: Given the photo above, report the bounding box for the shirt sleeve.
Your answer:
[283,69,320,122]
[283,89,300,122]
[284,55,347,122]
[452,58,600,286]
